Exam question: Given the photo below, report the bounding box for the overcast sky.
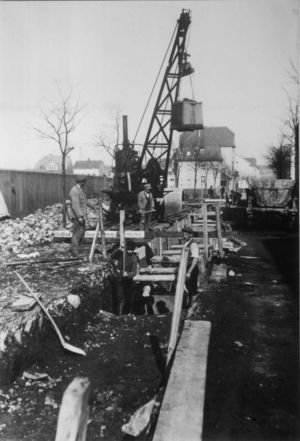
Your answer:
[0,0,298,170]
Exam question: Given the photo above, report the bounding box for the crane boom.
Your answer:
[138,9,193,196]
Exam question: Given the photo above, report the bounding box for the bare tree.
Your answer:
[94,112,121,161]
[282,59,299,182]
[34,82,85,226]
[210,160,223,191]
[172,148,184,187]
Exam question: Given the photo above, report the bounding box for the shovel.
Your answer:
[14,271,86,356]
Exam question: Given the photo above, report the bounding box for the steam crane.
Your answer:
[106,9,203,219]
[137,9,194,198]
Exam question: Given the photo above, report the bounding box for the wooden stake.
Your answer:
[88,221,100,263]
[55,377,90,441]
[202,203,208,262]
[215,204,224,258]
[119,209,126,276]
[99,197,107,258]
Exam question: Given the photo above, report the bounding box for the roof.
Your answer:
[74,160,105,169]
[200,127,235,148]
[244,157,257,167]
[34,154,73,172]
[178,130,223,162]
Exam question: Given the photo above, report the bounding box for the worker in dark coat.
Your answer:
[137,183,155,230]
[111,241,139,315]
[69,176,96,256]
[182,225,200,307]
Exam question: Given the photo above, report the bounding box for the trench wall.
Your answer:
[0,169,112,218]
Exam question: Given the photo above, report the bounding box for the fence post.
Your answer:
[202,203,208,262]
[215,204,224,258]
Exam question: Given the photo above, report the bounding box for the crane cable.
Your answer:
[186,27,195,101]
[133,21,178,144]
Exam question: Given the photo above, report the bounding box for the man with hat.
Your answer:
[137,182,155,230]
[69,175,96,256]
[182,225,200,306]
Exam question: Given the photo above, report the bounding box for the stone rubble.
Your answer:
[0,203,99,257]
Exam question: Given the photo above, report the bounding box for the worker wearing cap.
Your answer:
[182,225,200,306]
[137,183,155,230]
[69,176,96,256]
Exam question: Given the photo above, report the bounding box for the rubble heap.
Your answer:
[0,203,98,256]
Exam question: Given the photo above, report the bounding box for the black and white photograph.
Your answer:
[0,1,298,440]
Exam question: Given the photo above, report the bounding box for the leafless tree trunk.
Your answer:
[94,112,121,161]
[34,82,84,227]
[283,60,299,182]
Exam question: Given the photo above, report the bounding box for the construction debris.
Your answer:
[0,203,98,257]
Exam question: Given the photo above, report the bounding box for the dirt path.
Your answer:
[200,229,299,441]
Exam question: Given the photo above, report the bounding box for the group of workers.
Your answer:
[68,175,205,314]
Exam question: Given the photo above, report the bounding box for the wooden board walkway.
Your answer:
[153,320,211,441]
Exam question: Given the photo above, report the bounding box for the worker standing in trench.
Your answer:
[68,176,97,256]
[111,241,139,315]
[182,226,206,307]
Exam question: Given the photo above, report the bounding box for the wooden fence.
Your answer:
[0,169,112,218]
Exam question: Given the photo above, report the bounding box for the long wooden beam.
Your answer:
[55,377,90,441]
[153,320,211,441]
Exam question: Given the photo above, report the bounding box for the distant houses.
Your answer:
[73,159,112,177]
[34,154,73,173]
[169,127,273,193]
[34,155,112,177]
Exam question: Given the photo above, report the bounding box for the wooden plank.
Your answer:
[133,274,176,282]
[139,267,178,274]
[163,249,182,255]
[54,229,146,241]
[167,245,189,363]
[154,320,211,441]
[55,377,90,441]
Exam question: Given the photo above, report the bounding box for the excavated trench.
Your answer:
[0,256,116,386]
[0,251,173,441]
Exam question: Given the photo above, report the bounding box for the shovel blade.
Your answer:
[63,342,86,356]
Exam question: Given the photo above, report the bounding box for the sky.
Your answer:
[0,0,298,170]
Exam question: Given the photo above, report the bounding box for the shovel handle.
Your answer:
[14,271,86,356]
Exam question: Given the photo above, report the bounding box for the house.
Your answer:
[171,127,235,194]
[34,154,73,173]
[199,126,236,171]
[73,159,107,176]
[234,155,260,188]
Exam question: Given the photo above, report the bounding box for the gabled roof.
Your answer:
[200,127,235,148]
[178,129,226,162]
[244,157,257,167]
[74,160,105,169]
